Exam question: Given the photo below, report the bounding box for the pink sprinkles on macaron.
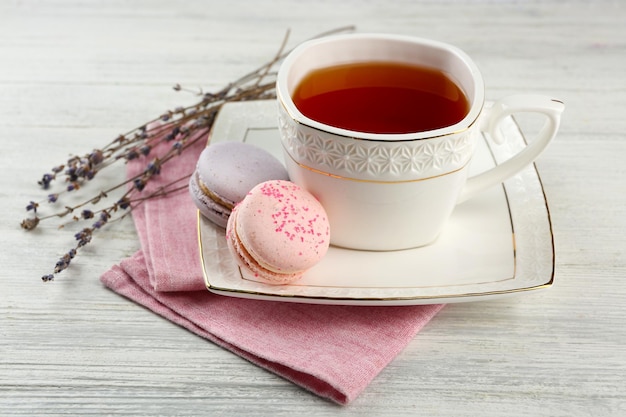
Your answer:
[262,181,329,253]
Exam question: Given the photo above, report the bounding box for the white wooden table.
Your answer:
[2,1,624,415]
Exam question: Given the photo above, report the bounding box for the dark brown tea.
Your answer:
[293,62,470,134]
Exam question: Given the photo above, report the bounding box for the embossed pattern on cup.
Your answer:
[278,104,477,182]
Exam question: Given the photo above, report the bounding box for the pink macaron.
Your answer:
[189,142,289,228]
[226,180,330,284]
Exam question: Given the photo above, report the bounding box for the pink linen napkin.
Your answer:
[100,126,444,405]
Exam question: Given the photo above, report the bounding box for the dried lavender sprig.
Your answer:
[24,120,214,228]
[21,26,356,281]
[35,78,275,200]
[26,79,276,224]
[40,175,191,282]
[25,57,280,281]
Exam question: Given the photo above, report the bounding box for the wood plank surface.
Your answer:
[1,1,624,415]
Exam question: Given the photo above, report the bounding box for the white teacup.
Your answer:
[276,33,564,250]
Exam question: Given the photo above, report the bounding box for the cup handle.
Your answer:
[458,94,565,203]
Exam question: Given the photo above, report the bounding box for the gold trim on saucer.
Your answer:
[198,100,555,305]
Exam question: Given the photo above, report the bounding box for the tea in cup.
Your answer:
[276,33,564,250]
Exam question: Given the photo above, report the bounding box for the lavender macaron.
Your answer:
[189,142,289,228]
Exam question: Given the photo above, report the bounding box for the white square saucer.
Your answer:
[198,101,554,306]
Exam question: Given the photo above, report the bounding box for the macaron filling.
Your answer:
[227,208,303,284]
[189,174,230,225]
[195,172,235,211]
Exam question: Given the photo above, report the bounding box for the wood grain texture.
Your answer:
[1,1,625,415]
